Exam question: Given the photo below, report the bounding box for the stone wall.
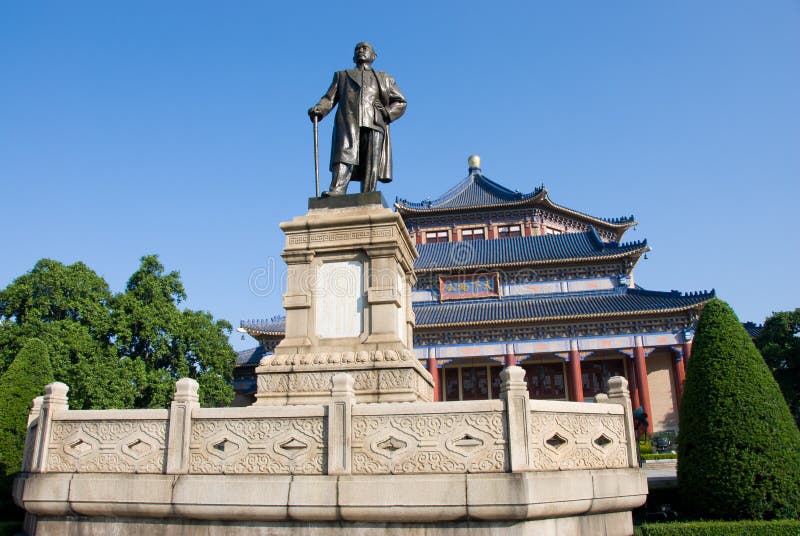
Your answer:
[21,370,634,478]
[14,369,646,535]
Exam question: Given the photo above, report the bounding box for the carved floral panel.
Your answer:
[528,412,628,470]
[189,417,325,474]
[258,371,378,394]
[352,412,506,474]
[47,420,167,473]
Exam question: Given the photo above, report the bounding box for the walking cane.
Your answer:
[313,115,320,197]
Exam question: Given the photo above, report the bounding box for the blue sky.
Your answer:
[2,1,798,351]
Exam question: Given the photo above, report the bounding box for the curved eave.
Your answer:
[414,246,650,274]
[242,329,284,337]
[416,300,711,330]
[394,189,548,215]
[538,194,636,232]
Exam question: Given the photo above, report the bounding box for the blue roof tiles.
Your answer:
[414,230,648,271]
[413,288,715,327]
[394,170,636,227]
[395,172,543,211]
[237,345,268,366]
[240,288,713,334]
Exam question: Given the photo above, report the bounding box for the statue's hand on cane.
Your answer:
[308,106,322,122]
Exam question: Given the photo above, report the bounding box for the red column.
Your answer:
[415,229,423,246]
[568,349,584,402]
[672,350,686,409]
[505,345,517,367]
[683,341,693,365]
[626,355,640,410]
[634,342,653,435]
[427,355,440,402]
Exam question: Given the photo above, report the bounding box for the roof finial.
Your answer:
[468,154,481,172]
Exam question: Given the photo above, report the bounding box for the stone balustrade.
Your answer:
[14,369,645,535]
[20,369,636,478]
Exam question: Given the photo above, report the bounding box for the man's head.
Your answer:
[353,42,377,65]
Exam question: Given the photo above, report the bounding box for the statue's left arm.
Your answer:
[383,75,407,123]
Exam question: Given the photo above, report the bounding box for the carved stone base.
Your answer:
[27,511,635,535]
[254,350,434,406]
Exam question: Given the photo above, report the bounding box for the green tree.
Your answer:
[678,299,800,520]
[756,309,800,427]
[0,259,133,409]
[0,256,236,409]
[0,338,54,516]
[111,255,236,408]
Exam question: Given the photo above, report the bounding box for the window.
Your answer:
[497,224,522,239]
[441,364,503,401]
[523,362,566,399]
[461,228,485,241]
[581,359,626,398]
[425,230,449,243]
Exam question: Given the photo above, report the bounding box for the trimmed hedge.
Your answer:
[0,522,21,536]
[678,299,800,520]
[0,338,54,517]
[642,453,677,461]
[0,338,54,475]
[638,519,800,535]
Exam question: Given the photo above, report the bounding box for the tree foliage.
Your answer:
[0,259,126,409]
[0,256,236,409]
[678,299,800,520]
[0,338,54,516]
[756,309,800,428]
[112,256,235,407]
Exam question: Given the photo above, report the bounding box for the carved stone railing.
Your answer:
[21,369,637,477]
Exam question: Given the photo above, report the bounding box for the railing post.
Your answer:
[607,376,638,468]
[500,366,531,472]
[328,373,355,475]
[21,396,44,472]
[32,382,69,473]
[166,378,200,474]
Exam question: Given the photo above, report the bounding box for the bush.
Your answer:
[642,453,677,461]
[638,519,800,535]
[678,299,800,520]
[0,338,54,517]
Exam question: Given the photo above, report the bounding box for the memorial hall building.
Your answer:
[237,157,714,434]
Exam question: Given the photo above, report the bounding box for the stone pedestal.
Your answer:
[255,193,434,405]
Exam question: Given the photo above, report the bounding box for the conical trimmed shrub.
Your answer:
[678,299,800,519]
[0,338,54,517]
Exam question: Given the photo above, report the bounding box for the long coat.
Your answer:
[314,68,407,183]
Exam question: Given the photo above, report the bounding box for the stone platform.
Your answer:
[14,372,647,535]
[254,195,432,406]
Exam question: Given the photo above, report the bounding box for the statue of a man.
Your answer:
[308,42,407,196]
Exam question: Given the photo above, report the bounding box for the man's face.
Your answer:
[354,43,375,64]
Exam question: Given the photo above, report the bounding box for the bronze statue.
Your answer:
[308,42,407,196]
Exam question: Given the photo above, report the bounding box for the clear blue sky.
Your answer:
[2,1,798,351]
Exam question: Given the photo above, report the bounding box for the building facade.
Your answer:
[238,157,713,434]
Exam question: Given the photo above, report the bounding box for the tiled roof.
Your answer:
[413,288,715,328]
[240,288,713,335]
[414,229,647,272]
[240,317,285,335]
[742,322,763,339]
[395,171,543,211]
[394,169,636,227]
[237,345,268,366]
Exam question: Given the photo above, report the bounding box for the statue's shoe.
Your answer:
[321,190,345,197]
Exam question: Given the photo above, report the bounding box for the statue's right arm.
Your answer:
[308,73,339,121]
